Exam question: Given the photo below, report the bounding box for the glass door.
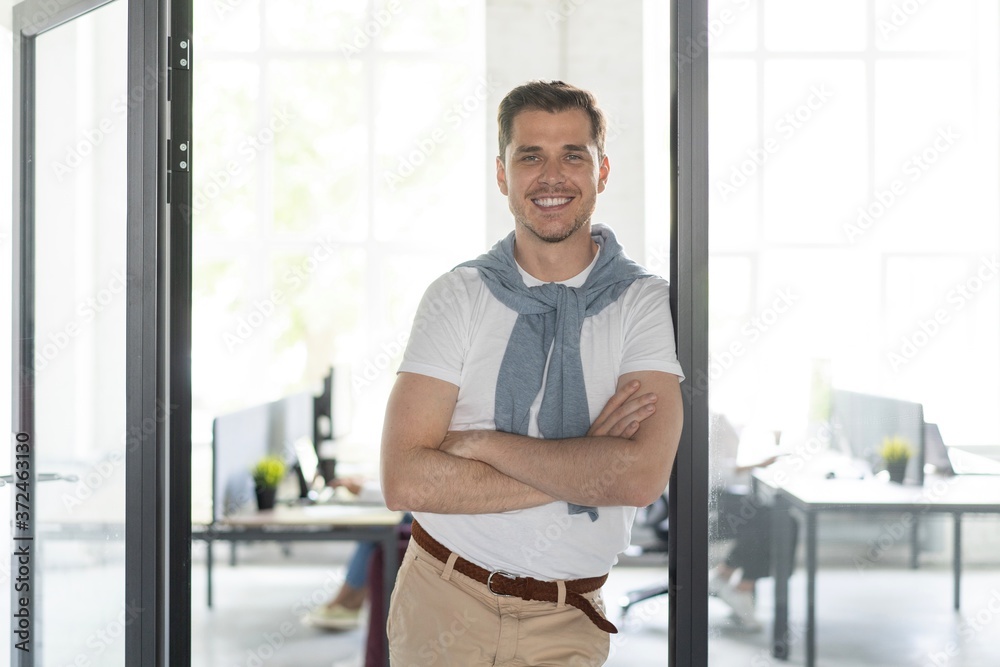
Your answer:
[9,2,128,664]
[9,0,192,664]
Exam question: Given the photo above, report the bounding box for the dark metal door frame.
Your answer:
[669,0,710,665]
[10,0,192,664]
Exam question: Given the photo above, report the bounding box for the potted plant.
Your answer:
[251,456,286,510]
[880,436,913,484]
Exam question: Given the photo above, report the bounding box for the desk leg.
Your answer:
[207,537,214,609]
[910,516,920,569]
[380,530,400,667]
[953,512,962,610]
[772,494,792,660]
[805,511,817,667]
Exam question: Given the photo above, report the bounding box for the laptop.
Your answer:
[947,447,1000,475]
[927,422,1000,475]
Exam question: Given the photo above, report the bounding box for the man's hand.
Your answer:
[441,381,658,460]
[431,371,682,508]
[327,475,365,496]
[587,380,658,438]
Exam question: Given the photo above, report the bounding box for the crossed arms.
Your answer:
[380,370,683,514]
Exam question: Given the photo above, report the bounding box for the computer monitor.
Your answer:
[829,389,925,484]
[313,364,352,446]
[212,402,278,520]
[211,390,317,519]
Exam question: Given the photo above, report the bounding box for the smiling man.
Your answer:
[380,80,684,666]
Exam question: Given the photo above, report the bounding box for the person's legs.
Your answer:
[306,541,377,629]
[325,540,376,610]
[714,506,774,630]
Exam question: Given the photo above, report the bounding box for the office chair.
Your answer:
[619,491,669,620]
[618,486,743,622]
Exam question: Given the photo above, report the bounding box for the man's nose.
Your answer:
[538,160,566,185]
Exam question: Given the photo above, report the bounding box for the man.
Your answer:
[381,80,684,666]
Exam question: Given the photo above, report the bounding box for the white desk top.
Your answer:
[217,503,403,528]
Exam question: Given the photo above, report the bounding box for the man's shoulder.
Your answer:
[416,266,491,314]
[425,265,485,294]
[625,274,670,300]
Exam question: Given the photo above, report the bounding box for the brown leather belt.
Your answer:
[410,520,618,634]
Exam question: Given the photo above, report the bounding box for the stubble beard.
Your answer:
[511,193,596,244]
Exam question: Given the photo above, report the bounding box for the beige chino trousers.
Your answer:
[387,539,612,666]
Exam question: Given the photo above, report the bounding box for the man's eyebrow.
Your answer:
[513,144,591,154]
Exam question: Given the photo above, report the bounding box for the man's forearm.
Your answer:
[383,445,555,514]
[444,430,655,508]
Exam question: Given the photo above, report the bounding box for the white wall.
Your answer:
[485,0,662,266]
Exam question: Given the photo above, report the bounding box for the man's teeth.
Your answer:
[534,197,571,207]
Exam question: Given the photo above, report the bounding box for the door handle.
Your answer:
[0,472,79,486]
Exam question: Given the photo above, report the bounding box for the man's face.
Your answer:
[497,108,609,244]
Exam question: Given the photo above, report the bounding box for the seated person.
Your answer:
[709,417,798,632]
[305,475,412,630]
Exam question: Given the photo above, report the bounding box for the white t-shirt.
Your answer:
[399,251,685,579]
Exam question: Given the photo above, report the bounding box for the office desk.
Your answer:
[192,503,404,667]
[756,473,1000,667]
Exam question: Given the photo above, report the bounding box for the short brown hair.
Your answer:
[497,80,607,161]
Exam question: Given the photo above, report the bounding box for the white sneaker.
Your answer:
[304,603,362,631]
[717,585,761,631]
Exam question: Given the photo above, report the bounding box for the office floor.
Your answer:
[190,540,1000,667]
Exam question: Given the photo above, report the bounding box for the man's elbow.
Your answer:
[380,463,412,512]
[625,480,668,509]
[624,453,675,507]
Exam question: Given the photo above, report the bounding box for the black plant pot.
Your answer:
[886,460,908,484]
[255,486,277,511]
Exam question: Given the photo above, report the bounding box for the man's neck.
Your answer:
[512,226,599,283]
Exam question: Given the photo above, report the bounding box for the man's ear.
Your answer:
[496,156,509,196]
[597,155,610,194]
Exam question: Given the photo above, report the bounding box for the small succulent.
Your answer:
[252,456,286,489]
[880,436,913,463]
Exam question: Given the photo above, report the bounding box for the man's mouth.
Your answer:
[531,196,573,209]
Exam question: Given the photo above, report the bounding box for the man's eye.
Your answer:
[566,154,583,161]
[522,155,539,162]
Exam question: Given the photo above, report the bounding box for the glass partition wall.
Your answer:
[707,1,1000,665]
[28,2,129,664]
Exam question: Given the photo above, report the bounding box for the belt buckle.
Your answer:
[487,570,517,597]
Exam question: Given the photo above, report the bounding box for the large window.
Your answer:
[707,0,1000,663]
[192,0,487,506]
